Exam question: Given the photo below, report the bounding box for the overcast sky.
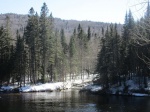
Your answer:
[0,0,147,23]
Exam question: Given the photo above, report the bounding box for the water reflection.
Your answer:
[0,90,150,112]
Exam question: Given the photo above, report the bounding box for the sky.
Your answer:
[0,0,147,24]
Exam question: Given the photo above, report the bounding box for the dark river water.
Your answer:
[0,89,150,112]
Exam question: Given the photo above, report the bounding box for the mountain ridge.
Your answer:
[0,13,123,40]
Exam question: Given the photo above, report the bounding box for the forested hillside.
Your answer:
[0,2,123,86]
[0,3,122,85]
[0,13,122,41]
[95,5,150,89]
[0,2,149,90]
[1,1,150,112]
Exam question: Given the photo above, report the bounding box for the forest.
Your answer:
[96,3,150,89]
[0,2,149,89]
[0,3,99,86]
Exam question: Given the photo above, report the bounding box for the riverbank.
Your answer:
[0,82,73,93]
[1,76,150,97]
[0,74,96,93]
[80,79,150,97]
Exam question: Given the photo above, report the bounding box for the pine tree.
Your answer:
[24,7,40,84]
[121,10,135,80]
[96,27,108,87]
[0,15,13,83]
[87,26,91,41]
[96,24,122,87]
[0,26,7,82]
[60,28,68,81]
[60,29,67,54]
[7,45,16,85]
[53,30,63,81]
[39,3,51,83]
[14,30,26,87]
[77,24,85,79]
[69,29,77,80]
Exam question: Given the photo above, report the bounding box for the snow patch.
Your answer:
[0,82,73,93]
[1,86,14,91]
[132,93,149,97]
[126,80,139,90]
[20,82,65,92]
[81,84,102,92]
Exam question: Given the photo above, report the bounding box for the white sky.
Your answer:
[0,0,148,23]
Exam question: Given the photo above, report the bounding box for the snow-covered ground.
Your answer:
[3,74,149,97]
[81,79,150,97]
[80,84,102,92]
[0,74,96,93]
[20,82,64,92]
[0,82,72,93]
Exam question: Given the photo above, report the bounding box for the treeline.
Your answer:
[96,3,150,88]
[0,3,98,86]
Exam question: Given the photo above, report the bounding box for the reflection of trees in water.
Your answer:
[95,96,150,112]
[1,91,150,112]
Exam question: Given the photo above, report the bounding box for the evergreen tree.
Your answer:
[96,24,121,87]
[60,29,68,54]
[14,31,26,87]
[53,30,63,81]
[47,13,55,82]
[69,29,77,80]
[39,3,52,83]
[0,26,8,82]
[60,28,68,81]
[87,26,91,40]
[121,10,135,80]
[0,15,13,83]
[24,7,40,84]
[77,24,86,79]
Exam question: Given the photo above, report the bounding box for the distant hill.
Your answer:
[0,13,123,40]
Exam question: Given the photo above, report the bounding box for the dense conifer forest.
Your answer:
[0,3,102,86]
[95,5,150,88]
[0,2,149,88]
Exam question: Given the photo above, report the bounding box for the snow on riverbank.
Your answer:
[0,74,96,93]
[20,82,64,92]
[81,79,150,97]
[0,82,73,93]
[0,74,97,93]
[80,84,102,92]
[132,93,149,96]
[1,85,14,91]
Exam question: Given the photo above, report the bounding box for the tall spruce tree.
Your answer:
[69,29,77,80]
[121,10,135,80]
[87,26,91,41]
[60,28,68,81]
[14,31,26,87]
[77,24,89,79]
[0,26,8,82]
[24,7,40,84]
[52,30,63,81]
[39,3,51,83]
[96,24,121,87]
[0,16,13,83]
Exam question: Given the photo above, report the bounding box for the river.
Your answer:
[0,89,150,112]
